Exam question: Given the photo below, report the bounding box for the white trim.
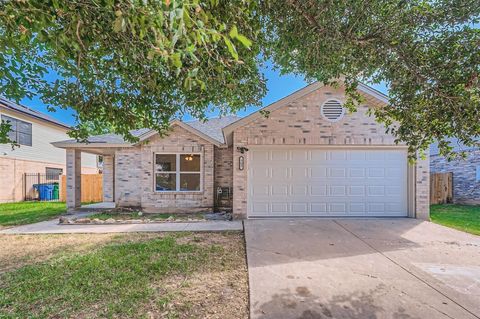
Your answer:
[153,152,203,193]
[246,146,409,218]
[51,142,130,148]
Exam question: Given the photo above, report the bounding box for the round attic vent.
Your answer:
[321,99,345,122]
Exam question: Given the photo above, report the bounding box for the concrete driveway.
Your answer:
[245,219,480,319]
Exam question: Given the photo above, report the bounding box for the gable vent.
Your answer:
[321,99,345,122]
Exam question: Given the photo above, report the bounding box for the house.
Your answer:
[53,82,430,219]
[0,98,98,203]
[430,138,480,204]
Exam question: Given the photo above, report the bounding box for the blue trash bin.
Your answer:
[33,184,55,201]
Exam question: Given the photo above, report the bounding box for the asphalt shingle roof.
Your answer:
[54,116,240,145]
[185,116,240,143]
[0,98,71,128]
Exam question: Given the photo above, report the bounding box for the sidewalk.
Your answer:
[0,214,243,234]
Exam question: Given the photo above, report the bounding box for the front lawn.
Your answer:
[0,202,66,227]
[0,232,247,318]
[430,204,480,236]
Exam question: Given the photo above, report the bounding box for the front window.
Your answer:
[155,153,201,192]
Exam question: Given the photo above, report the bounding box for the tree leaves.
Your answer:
[261,0,480,158]
[0,0,265,142]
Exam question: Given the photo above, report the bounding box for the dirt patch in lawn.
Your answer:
[0,233,120,272]
[0,232,248,319]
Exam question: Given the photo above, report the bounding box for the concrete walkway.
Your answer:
[245,218,480,319]
[0,215,243,234]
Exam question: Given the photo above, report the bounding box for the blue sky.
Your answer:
[19,61,388,126]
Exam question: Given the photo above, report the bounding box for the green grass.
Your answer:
[0,202,67,227]
[430,204,480,236]
[0,235,217,318]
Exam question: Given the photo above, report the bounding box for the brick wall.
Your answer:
[431,151,480,204]
[0,156,97,203]
[114,125,216,212]
[214,145,233,209]
[232,84,430,219]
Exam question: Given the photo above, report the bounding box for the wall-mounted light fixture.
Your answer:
[237,146,249,154]
[239,156,245,171]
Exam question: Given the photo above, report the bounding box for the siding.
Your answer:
[0,108,97,168]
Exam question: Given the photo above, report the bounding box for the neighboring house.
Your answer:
[430,138,480,204]
[53,82,430,219]
[0,98,98,203]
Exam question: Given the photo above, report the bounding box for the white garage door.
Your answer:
[248,148,408,217]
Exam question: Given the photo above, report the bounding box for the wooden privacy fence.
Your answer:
[430,172,453,204]
[60,174,103,203]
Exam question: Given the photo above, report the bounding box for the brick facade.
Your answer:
[431,151,480,204]
[214,146,234,209]
[68,84,430,219]
[114,125,216,213]
[232,85,430,219]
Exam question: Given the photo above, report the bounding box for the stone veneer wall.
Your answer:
[431,150,480,204]
[114,125,215,212]
[232,84,430,219]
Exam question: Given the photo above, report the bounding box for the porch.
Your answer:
[63,148,115,212]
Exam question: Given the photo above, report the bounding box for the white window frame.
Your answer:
[153,152,203,193]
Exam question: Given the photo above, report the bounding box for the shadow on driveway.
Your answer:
[245,218,480,319]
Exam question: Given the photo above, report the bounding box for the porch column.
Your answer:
[102,155,114,202]
[66,149,81,211]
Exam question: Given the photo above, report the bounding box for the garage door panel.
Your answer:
[329,151,348,161]
[248,148,408,217]
[311,203,327,213]
[330,185,347,196]
[271,167,288,179]
[292,150,308,161]
[291,167,308,179]
[311,185,327,196]
[292,203,308,214]
[292,185,308,196]
[272,184,288,196]
[349,168,366,178]
[271,203,288,213]
[350,203,366,213]
[271,150,289,161]
[311,167,327,178]
[311,150,328,161]
[349,185,366,196]
[329,168,347,178]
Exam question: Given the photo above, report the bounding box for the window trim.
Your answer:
[1,114,33,146]
[153,152,203,193]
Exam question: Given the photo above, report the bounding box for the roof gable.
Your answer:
[221,81,389,145]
